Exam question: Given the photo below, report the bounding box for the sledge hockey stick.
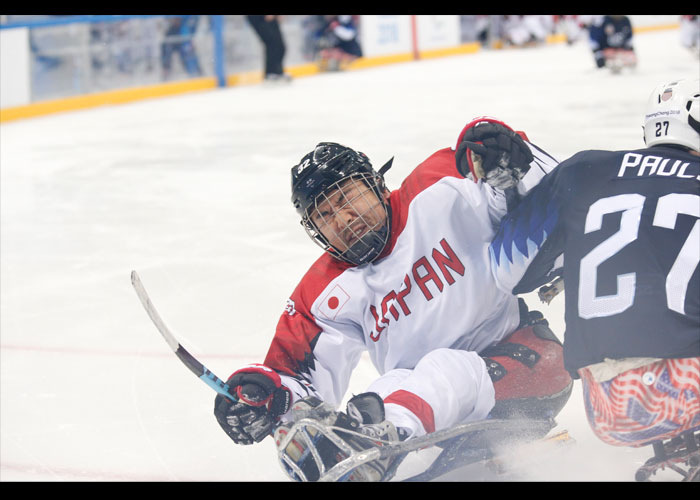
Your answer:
[131,270,236,399]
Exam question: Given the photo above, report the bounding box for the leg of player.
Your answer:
[367,349,496,439]
[579,357,700,447]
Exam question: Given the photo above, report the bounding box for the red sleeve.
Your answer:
[263,254,350,377]
[376,147,460,259]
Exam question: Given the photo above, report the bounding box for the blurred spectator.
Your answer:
[89,22,109,71]
[92,20,133,74]
[559,15,587,45]
[680,15,699,55]
[111,21,133,73]
[484,15,505,48]
[473,15,491,45]
[246,15,290,82]
[88,17,162,84]
[161,15,202,80]
[316,15,362,71]
[559,15,599,46]
[459,15,490,45]
[30,33,61,70]
[589,15,636,71]
[302,15,326,61]
[501,15,553,47]
[135,16,161,73]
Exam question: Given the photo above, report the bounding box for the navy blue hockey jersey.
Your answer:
[590,15,634,51]
[490,146,700,376]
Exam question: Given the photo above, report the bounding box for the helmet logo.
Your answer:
[297,158,311,175]
[644,78,699,152]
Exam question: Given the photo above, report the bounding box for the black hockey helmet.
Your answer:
[290,142,393,265]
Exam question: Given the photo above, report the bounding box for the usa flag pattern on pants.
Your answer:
[579,357,700,447]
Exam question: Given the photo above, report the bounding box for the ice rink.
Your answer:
[1,28,698,482]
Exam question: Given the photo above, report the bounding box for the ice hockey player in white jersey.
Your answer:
[213,118,573,481]
[489,79,700,480]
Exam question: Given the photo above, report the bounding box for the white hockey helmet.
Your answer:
[643,78,700,152]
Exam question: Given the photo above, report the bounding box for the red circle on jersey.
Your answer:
[328,296,340,309]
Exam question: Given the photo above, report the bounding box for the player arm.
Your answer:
[455,117,560,229]
[328,16,358,41]
[264,308,366,413]
[515,141,560,196]
[213,295,364,445]
[488,163,566,295]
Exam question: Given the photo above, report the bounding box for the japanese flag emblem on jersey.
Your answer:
[318,284,350,320]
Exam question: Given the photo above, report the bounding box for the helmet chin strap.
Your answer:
[342,228,389,265]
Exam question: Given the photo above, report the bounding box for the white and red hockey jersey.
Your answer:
[264,123,558,435]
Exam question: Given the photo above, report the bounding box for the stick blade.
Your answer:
[130,270,179,352]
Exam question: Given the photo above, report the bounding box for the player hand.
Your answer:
[456,121,533,189]
[214,364,292,445]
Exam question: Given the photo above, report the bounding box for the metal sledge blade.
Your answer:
[635,430,700,482]
[279,415,557,482]
[401,417,557,481]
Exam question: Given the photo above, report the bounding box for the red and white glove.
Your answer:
[455,117,533,189]
[213,364,292,445]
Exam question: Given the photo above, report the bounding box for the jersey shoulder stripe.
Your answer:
[379,147,462,258]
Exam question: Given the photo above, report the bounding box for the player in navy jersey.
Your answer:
[490,79,699,463]
[589,15,636,72]
[212,117,573,481]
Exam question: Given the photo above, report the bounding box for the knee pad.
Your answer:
[481,317,573,420]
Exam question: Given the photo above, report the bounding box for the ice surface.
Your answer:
[1,29,697,482]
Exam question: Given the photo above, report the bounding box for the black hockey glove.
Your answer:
[456,121,533,190]
[214,364,292,445]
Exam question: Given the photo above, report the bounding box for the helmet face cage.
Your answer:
[644,79,700,152]
[301,172,390,266]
